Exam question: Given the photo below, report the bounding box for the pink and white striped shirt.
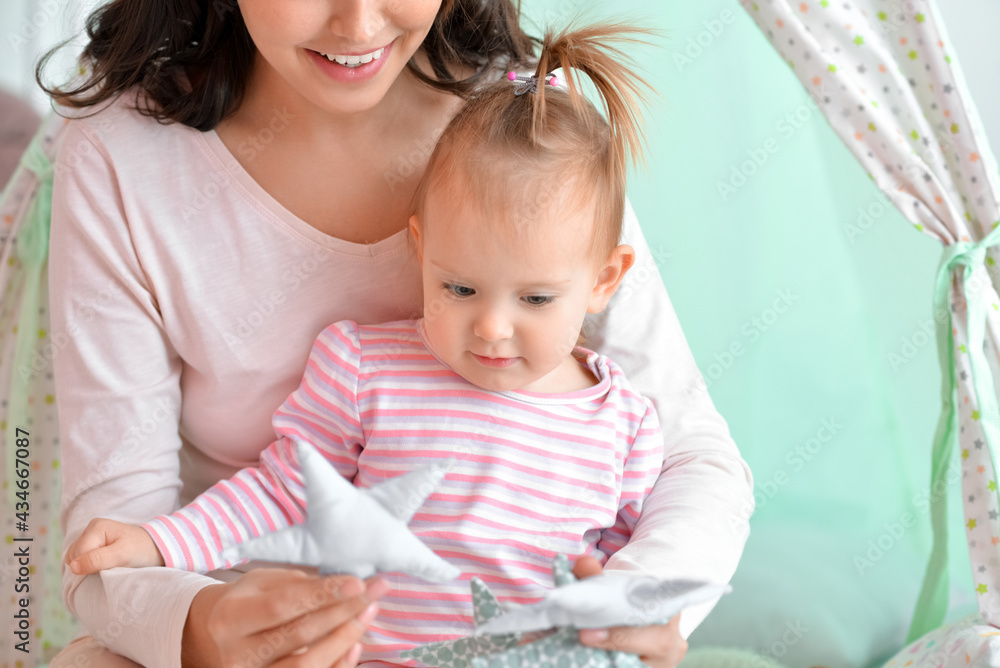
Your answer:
[141,318,663,665]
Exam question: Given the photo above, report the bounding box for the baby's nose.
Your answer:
[473,311,514,342]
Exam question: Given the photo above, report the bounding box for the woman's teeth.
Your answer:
[321,47,385,68]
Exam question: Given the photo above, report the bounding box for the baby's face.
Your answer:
[411,184,609,393]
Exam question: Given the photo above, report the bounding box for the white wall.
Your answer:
[1,0,100,111]
[935,0,1000,164]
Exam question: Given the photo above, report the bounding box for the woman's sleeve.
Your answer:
[50,121,218,668]
[593,199,755,639]
[141,321,366,573]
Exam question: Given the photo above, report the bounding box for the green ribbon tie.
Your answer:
[909,225,1000,641]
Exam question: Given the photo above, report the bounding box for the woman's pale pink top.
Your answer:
[49,92,753,668]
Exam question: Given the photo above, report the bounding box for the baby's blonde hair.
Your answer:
[412,20,656,258]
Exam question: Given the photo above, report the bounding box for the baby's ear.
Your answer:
[408,214,423,264]
[587,244,636,314]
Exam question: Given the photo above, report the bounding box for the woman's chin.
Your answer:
[302,76,398,116]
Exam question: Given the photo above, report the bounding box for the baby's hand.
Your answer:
[64,518,165,575]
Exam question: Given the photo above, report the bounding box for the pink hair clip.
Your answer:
[506,71,560,96]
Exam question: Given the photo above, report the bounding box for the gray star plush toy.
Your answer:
[469,556,648,668]
[400,578,522,668]
[404,555,729,668]
[475,560,731,635]
[221,438,460,582]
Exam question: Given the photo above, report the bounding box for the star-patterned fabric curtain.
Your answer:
[0,113,77,664]
[740,0,1000,642]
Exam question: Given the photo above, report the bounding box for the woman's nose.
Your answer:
[473,310,514,343]
[327,0,385,45]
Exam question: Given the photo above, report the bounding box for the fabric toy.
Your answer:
[221,440,733,667]
[474,564,731,635]
[404,555,731,668]
[400,577,523,668]
[221,439,460,581]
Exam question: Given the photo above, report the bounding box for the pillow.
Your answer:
[879,615,1000,667]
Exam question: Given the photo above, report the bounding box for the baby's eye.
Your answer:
[444,283,475,297]
[522,295,554,307]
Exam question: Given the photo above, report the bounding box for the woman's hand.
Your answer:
[573,556,688,668]
[64,518,166,574]
[182,568,388,668]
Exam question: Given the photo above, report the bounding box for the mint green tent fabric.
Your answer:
[739,0,1000,645]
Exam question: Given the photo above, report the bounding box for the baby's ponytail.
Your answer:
[414,20,658,256]
[531,22,655,177]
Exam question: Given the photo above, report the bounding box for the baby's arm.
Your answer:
[64,518,165,574]
[141,321,365,573]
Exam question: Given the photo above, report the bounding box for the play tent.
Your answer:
[1,0,998,665]
[675,0,1000,664]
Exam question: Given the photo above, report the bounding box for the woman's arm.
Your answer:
[587,199,755,638]
[50,119,219,668]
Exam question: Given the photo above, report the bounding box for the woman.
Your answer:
[41,1,753,666]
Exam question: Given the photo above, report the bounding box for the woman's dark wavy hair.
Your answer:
[36,0,538,131]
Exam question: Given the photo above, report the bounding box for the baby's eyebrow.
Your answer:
[517,279,574,290]
[426,260,464,276]
[427,261,575,289]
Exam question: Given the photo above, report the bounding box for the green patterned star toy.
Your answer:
[470,556,646,668]
[472,626,644,668]
[402,556,647,668]
[400,577,521,668]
